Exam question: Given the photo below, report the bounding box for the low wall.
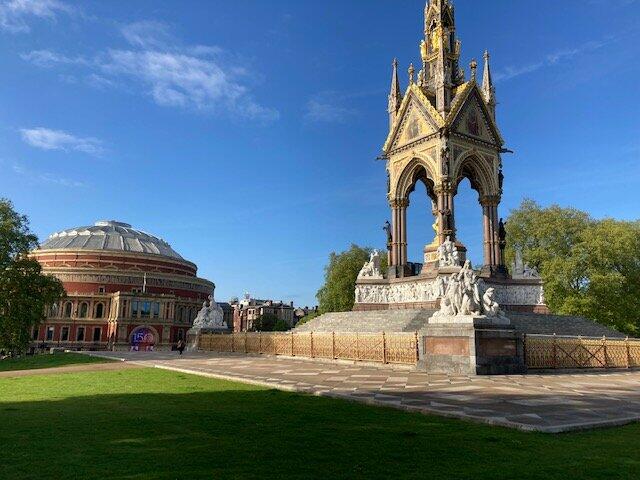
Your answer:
[525,334,640,369]
[198,332,419,365]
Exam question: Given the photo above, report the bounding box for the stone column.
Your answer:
[481,203,492,267]
[479,195,502,273]
[399,199,409,266]
[491,204,501,268]
[435,184,455,244]
[390,201,400,267]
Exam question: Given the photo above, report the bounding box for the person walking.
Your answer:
[177,339,186,355]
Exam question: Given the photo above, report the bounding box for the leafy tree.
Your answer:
[544,219,640,334]
[273,319,290,332]
[252,313,279,332]
[0,199,65,354]
[316,244,387,313]
[504,199,592,270]
[505,200,640,335]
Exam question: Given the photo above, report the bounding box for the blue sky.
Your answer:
[0,0,638,306]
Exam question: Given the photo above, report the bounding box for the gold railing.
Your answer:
[199,331,419,365]
[525,334,640,369]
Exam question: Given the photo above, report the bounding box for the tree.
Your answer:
[504,199,592,271]
[252,313,279,332]
[0,199,65,354]
[273,319,289,332]
[544,219,640,334]
[505,200,640,335]
[316,244,387,313]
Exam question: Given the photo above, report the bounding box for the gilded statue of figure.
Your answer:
[420,39,428,62]
[431,25,442,51]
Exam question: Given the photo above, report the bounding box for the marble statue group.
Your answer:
[437,236,460,267]
[434,260,504,319]
[192,292,227,329]
[358,249,384,279]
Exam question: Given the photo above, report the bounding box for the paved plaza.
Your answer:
[88,351,640,433]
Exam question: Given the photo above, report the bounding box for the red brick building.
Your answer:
[30,220,214,351]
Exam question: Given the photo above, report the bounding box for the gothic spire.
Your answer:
[422,0,461,115]
[482,50,496,118]
[387,58,402,129]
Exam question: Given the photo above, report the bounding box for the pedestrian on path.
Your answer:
[177,339,186,355]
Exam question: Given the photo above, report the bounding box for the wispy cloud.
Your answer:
[0,0,73,33]
[21,49,86,67]
[20,127,103,156]
[12,164,85,187]
[22,20,279,122]
[494,37,617,82]
[120,20,172,49]
[304,91,358,123]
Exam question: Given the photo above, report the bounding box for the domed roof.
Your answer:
[39,220,184,260]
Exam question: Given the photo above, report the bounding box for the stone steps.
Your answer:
[507,313,626,338]
[294,309,626,338]
[294,309,436,333]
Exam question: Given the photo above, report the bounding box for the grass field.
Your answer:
[0,352,113,372]
[0,367,638,480]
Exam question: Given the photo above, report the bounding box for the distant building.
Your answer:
[231,293,296,332]
[29,220,216,351]
[294,306,318,324]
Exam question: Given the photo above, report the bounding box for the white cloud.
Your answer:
[21,21,279,122]
[0,0,73,33]
[120,20,171,49]
[20,49,86,67]
[12,164,85,187]
[494,37,617,82]
[304,91,357,123]
[20,127,103,155]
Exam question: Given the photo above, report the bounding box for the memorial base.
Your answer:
[187,326,229,351]
[418,317,524,375]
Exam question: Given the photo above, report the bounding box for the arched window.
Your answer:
[64,302,73,318]
[79,302,89,318]
[49,303,59,317]
[95,303,104,319]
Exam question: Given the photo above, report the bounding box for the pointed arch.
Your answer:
[395,156,438,202]
[451,151,497,198]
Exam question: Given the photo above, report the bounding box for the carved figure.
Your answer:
[357,249,383,279]
[498,218,507,244]
[482,288,502,317]
[441,145,450,177]
[434,260,502,318]
[383,220,392,245]
[192,291,227,329]
[437,236,460,267]
[511,246,541,279]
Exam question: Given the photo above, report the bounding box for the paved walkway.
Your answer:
[88,351,640,433]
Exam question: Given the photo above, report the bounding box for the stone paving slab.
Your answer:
[86,351,640,433]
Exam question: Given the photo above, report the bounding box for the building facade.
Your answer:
[231,294,295,332]
[30,220,215,351]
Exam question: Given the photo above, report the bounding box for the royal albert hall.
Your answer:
[29,220,214,351]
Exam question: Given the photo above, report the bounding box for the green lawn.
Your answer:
[0,368,638,480]
[0,352,112,371]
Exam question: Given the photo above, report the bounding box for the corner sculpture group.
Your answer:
[358,248,504,320]
[434,260,503,319]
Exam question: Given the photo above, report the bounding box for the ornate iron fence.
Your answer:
[198,331,419,365]
[525,334,640,369]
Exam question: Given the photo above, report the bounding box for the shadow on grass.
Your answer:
[1,369,639,480]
